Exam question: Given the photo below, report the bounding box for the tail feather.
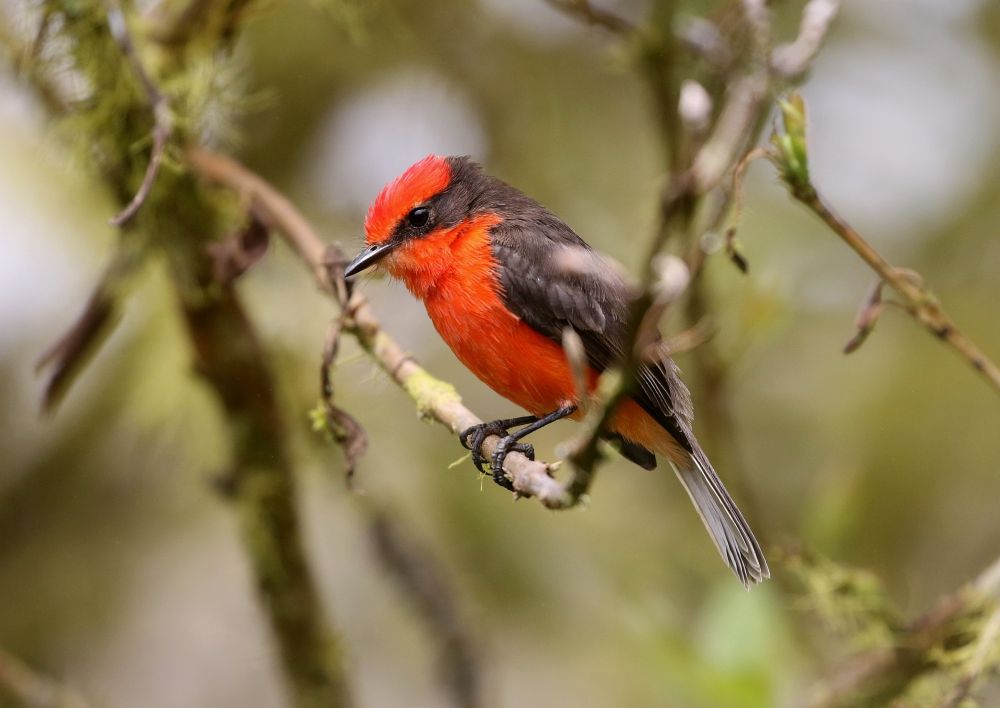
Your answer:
[672,449,769,587]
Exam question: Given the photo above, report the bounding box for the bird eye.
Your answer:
[407,207,430,228]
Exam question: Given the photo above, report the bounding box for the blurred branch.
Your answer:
[771,0,842,79]
[188,151,487,707]
[362,499,483,708]
[805,553,1000,707]
[842,278,886,355]
[0,8,67,114]
[179,283,351,708]
[25,3,352,705]
[544,0,634,35]
[770,94,1000,395]
[316,309,368,485]
[543,0,844,509]
[106,2,172,226]
[35,245,141,413]
[149,0,256,47]
[185,147,575,507]
[940,603,1000,708]
[0,648,89,708]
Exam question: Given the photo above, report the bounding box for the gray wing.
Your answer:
[490,222,695,448]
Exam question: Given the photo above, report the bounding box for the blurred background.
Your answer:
[2,0,1000,706]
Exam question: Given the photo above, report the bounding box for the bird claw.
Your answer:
[459,417,537,490]
[490,437,534,489]
[459,420,510,476]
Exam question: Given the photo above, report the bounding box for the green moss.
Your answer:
[401,369,462,422]
[781,547,897,650]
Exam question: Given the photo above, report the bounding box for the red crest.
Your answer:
[365,155,452,244]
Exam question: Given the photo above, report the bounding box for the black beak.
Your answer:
[344,242,396,278]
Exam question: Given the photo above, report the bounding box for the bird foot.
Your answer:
[490,437,535,489]
[459,416,537,489]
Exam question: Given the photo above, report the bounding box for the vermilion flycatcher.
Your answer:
[345,155,768,586]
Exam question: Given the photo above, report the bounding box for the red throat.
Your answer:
[386,213,501,300]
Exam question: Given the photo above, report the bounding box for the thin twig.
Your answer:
[691,72,770,193]
[771,0,842,79]
[842,278,885,354]
[790,182,1000,395]
[543,0,635,35]
[207,214,270,284]
[318,307,369,486]
[36,246,141,412]
[662,318,715,357]
[107,2,172,226]
[0,8,67,113]
[550,0,845,534]
[562,327,590,414]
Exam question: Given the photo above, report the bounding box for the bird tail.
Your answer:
[671,448,769,587]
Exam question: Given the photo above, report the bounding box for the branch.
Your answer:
[940,603,1000,708]
[185,147,576,508]
[543,0,635,35]
[771,0,842,79]
[0,648,89,708]
[806,554,1000,707]
[362,499,483,708]
[316,306,368,485]
[35,246,141,412]
[106,2,172,227]
[149,0,256,47]
[179,281,351,708]
[0,6,67,113]
[771,94,1000,395]
[28,7,353,703]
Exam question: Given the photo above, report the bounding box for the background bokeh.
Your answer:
[2,1,1000,706]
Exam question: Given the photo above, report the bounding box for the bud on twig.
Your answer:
[772,92,811,193]
[679,79,712,136]
[843,279,886,354]
[652,253,691,304]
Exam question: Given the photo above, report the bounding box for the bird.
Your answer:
[344,155,769,586]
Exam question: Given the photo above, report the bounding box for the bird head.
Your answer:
[344,154,460,281]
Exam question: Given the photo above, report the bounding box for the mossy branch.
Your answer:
[180,287,351,708]
[25,2,353,706]
[796,551,1000,707]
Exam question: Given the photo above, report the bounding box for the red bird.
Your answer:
[345,155,768,586]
